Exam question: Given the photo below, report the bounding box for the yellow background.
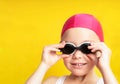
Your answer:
[0,0,120,84]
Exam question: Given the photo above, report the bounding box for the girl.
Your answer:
[26,14,118,84]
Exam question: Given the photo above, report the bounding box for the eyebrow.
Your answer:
[59,40,91,47]
[82,40,92,43]
[60,40,91,43]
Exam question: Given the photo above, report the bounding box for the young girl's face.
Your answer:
[61,28,100,76]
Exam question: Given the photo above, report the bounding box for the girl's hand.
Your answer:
[41,41,69,68]
[87,42,111,71]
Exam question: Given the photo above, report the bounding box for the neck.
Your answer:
[68,70,98,83]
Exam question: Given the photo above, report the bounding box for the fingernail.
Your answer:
[90,42,93,46]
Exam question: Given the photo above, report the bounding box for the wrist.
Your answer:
[97,62,110,71]
[99,64,111,74]
[40,61,51,70]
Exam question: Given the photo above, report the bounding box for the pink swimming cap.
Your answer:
[61,14,104,42]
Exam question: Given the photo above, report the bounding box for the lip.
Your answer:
[71,62,87,69]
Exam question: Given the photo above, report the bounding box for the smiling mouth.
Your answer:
[71,63,87,68]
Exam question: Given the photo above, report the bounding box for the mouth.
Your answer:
[71,63,87,68]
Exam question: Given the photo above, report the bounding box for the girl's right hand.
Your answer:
[41,41,69,68]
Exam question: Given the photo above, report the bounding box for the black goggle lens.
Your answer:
[79,43,91,54]
[59,44,75,54]
[59,42,92,54]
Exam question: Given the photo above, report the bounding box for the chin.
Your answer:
[71,71,88,77]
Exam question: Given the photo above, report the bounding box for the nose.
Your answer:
[72,50,85,59]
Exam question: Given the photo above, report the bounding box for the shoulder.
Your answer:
[42,76,58,84]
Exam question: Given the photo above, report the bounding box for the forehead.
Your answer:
[61,28,100,44]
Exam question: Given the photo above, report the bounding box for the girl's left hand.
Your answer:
[87,42,111,71]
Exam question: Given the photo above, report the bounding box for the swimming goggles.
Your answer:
[59,42,92,54]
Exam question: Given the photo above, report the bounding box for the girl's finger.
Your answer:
[49,48,60,52]
[49,41,66,49]
[60,54,69,58]
[95,51,102,58]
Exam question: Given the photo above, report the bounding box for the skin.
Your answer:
[26,27,118,84]
[61,28,100,84]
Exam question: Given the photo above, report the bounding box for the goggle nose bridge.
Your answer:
[73,46,82,50]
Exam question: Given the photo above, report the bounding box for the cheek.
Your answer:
[63,57,72,71]
[63,56,71,65]
[86,54,97,64]
[83,55,96,68]
[87,62,95,69]
[63,57,70,63]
